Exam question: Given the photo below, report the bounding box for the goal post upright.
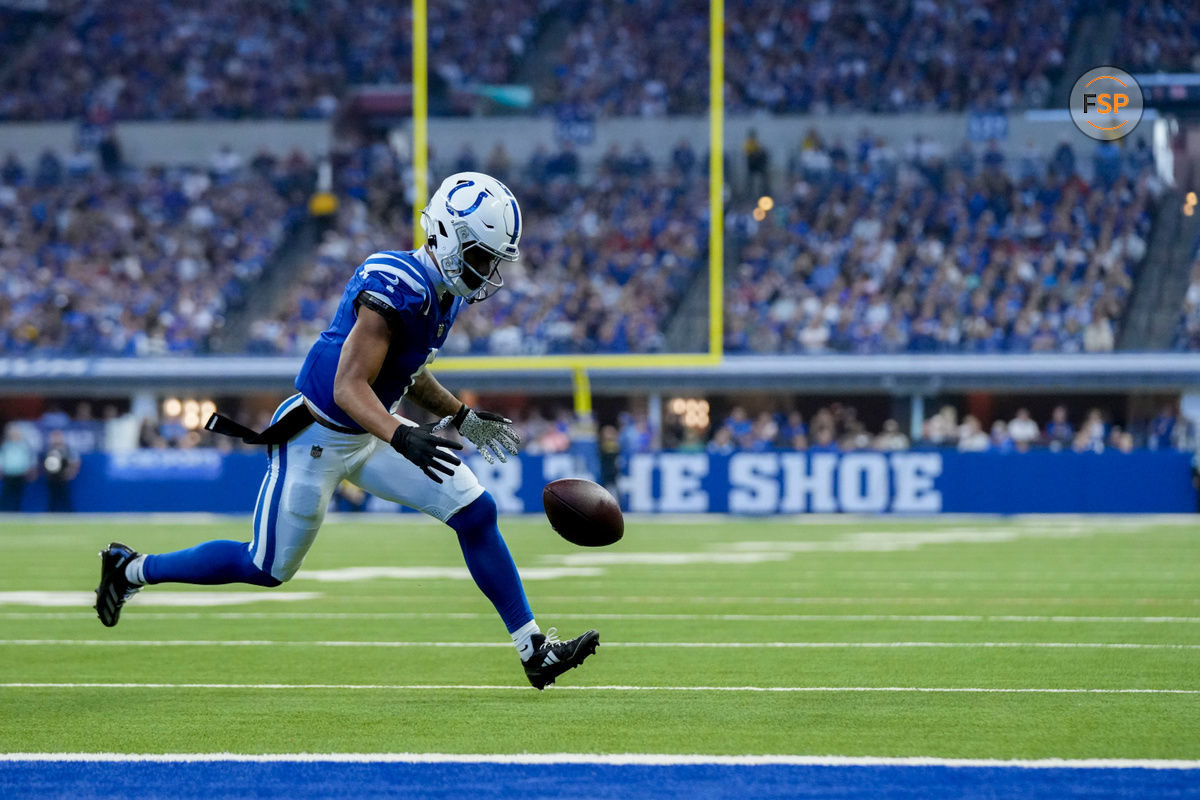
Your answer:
[412,0,726,413]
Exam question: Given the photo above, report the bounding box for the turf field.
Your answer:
[1,513,1198,796]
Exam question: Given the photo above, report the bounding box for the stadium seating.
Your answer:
[0,0,545,121]
[252,143,707,356]
[548,0,1076,115]
[0,0,1084,120]
[724,133,1158,354]
[1114,1,1200,73]
[0,153,307,354]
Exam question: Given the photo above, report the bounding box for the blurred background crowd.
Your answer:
[4,0,1195,122]
[0,129,1177,358]
[2,0,1200,487]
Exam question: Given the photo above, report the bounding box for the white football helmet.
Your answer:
[420,171,521,303]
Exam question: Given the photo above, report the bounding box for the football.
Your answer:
[542,478,624,547]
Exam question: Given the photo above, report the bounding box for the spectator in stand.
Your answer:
[923,405,960,447]
[706,426,736,456]
[1,423,37,512]
[1045,405,1074,450]
[1072,429,1102,454]
[1147,404,1182,451]
[746,412,779,451]
[777,410,807,449]
[744,129,770,198]
[1007,408,1040,452]
[874,419,910,451]
[41,430,80,512]
[988,420,1014,452]
[809,426,839,452]
[618,412,653,457]
[598,425,622,494]
[721,407,753,447]
[1081,409,1107,450]
[957,415,990,451]
[1083,312,1116,352]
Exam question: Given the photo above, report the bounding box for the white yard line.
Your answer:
[0,752,1198,769]
[1,639,1198,649]
[531,595,1200,606]
[2,682,1198,695]
[5,611,1200,624]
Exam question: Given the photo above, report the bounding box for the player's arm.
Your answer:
[333,305,406,441]
[333,305,462,482]
[407,370,464,418]
[412,371,522,464]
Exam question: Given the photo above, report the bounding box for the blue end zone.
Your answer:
[3,762,1199,800]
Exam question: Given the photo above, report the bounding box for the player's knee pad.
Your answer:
[285,480,325,521]
[267,561,301,584]
[447,490,498,536]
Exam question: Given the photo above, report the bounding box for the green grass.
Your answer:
[1,514,1198,757]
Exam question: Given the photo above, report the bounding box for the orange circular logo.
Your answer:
[1069,66,1143,141]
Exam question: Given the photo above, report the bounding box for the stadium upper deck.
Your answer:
[0,0,1141,121]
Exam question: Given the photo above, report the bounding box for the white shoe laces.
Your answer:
[543,627,561,645]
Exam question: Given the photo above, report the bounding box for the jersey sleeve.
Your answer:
[354,290,407,330]
[353,257,432,327]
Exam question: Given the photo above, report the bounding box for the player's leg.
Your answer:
[349,437,532,628]
[349,428,598,688]
[95,399,358,626]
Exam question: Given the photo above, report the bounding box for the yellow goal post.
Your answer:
[410,0,726,414]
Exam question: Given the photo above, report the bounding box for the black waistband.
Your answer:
[304,404,361,435]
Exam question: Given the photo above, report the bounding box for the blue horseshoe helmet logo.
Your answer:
[446,181,489,217]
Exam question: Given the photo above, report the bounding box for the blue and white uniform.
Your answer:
[138,174,537,649]
[297,249,462,431]
[251,248,484,581]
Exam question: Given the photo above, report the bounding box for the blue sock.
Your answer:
[143,540,281,587]
[447,492,534,633]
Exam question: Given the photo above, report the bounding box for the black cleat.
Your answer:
[523,628,600,690]
[94,542,141,627]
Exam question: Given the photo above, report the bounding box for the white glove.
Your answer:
[436,404,521,464]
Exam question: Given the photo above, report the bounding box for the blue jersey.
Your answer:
[295,249,463,432]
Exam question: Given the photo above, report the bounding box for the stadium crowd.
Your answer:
[724,131,1158,354]
[0,145,312,355]
[2,131,1163,359]
[653,400,1193,456]
[5,397,1192,467]
[1114,0,1200,73]
[249,139,708,356]
[0,0,1087,121]
[551,0,1076,116]
[0,0,545,121]
[8,0,1200,122]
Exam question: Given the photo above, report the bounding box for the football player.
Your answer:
[94,172,599,690]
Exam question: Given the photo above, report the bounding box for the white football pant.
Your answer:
[250,394,484,581]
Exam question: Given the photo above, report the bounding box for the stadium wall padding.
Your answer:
[9,450,1195,514]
